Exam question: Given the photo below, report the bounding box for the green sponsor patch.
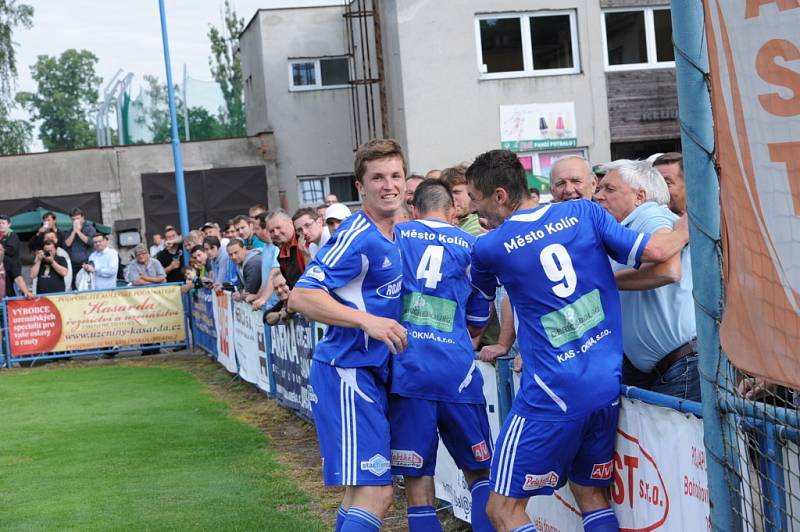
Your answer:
[540,289,605,347]
[402,292,456,332]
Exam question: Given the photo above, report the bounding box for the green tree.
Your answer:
[0,1,34,155]
[17,48,101,150]
[133,74,225,143]
[208,0,245,136]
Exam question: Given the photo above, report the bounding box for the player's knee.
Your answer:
[486,493,517,528]
[373,484,394,511]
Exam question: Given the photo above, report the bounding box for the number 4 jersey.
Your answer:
[470,200,651,420]
[393,219,491,403]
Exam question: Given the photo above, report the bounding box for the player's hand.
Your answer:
[513,354,523,373]
[478,343,508,363]
[737,377,770,400]
[361,315,407,354]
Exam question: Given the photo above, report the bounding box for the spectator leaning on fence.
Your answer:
[595,159,700,402]
[0,241,32,298]
[226,238,262,300]
[248,212,280,310]
[549,155,597,202]
[289,138,409,532]
[465,149,689,532]
[84,233,120,290]
[31,240,69,295]
[292,207,329,260]
[392,179,494,532]
[65,208,96,288]
[233,214,265,249]
[156,226,184,284]
[267,210,306,287]
[124,244,167,286]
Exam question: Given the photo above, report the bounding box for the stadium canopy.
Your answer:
[9,208,112,234]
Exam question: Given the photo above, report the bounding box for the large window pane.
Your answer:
[604,11,647,65]
[480,18,524,73]
[530,15,574,70]
[321,58,350,86]
[653,9,674,62]
[329,175,359,203]
[292,62,316,86]
[299,178,324,206]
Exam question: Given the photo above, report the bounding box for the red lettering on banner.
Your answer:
[745,0,800,19]
[768,141,800,215]
[756,39,800,117]
[83,297,158,315]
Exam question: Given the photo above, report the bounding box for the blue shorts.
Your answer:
[309,360,392,486]
[491,400,619,498]
[389,395,493,477]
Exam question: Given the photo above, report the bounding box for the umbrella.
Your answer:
[9,208,112,234]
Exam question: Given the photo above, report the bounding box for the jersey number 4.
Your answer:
[416,245,444,289]
[540,243,576,297]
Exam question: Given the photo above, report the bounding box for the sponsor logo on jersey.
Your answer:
[472,441,491,462]
[522,471,560,491]
[376,275,403,299]
[591,460,614,480]
[381,256,392,268]
[306,265,326,282]
[391,449,423,469]
[361,454,391,476]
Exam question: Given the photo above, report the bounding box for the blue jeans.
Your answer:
[623,353,701,402]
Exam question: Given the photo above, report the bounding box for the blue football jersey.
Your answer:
[392,219,491,403]
[295,211,404,368]
[470,200,650,420]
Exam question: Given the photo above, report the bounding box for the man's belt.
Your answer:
[655,339,697,375]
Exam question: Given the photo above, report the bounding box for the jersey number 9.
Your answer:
[540,243,576,297]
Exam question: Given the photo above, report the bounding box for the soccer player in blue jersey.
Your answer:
[391,180,493,532]
[288,139,409,532]
[464,150,689,532]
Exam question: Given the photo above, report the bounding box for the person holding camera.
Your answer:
[28,211,66,252]
[31,241,69,295]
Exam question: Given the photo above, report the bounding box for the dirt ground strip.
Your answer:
[15,350,470,531]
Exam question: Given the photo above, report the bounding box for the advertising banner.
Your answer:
[191,288,217,356]
[704,1,800,387]
[270,315,314,420]
[500,102,577,152]
[212,291,237,374]
[435,397,709,530]
[232,299,271,393]
[6,285,185,356]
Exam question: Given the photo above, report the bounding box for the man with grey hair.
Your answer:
[549,155,597,202]
[595,159,699,401]
[267,210,305,287]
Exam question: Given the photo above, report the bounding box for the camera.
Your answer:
[221,282,236,292]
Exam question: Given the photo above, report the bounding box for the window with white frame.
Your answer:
[475,10,580,79]
[297,174,359,207]
[289,57,350,91]
[602,8,674,70]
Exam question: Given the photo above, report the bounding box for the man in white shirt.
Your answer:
[83,233,120,290]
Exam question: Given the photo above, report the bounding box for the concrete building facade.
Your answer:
[241,0,680,210]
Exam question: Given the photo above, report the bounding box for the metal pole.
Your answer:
[183,64,191,141]
[158,0,191,263]
[670,2,741,531]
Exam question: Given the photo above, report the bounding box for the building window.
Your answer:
[298,174,359,207]
[289,57,350,91]
[475,11,580,79]
[602,8,674,70]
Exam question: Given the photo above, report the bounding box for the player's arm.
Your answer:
[640,214,689,264]
[288,287,407,354]
[615,228,681,290]
[479,294,516,362]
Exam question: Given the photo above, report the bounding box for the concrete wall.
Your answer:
[0,135,277,248]
[382,0,612,172]
[242,7,356,209]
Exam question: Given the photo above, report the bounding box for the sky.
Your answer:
[10,0,288,150]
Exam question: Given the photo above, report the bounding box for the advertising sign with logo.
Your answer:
[5,285,185,356]
[500,102,577,152]
[191,288,217,356]
[212,291,237,374]
[232,299,270,393]
[270,315,314,420]
[704,1,800,388]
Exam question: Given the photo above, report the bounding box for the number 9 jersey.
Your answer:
[470,200,650,420]
[393,219,491,403]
